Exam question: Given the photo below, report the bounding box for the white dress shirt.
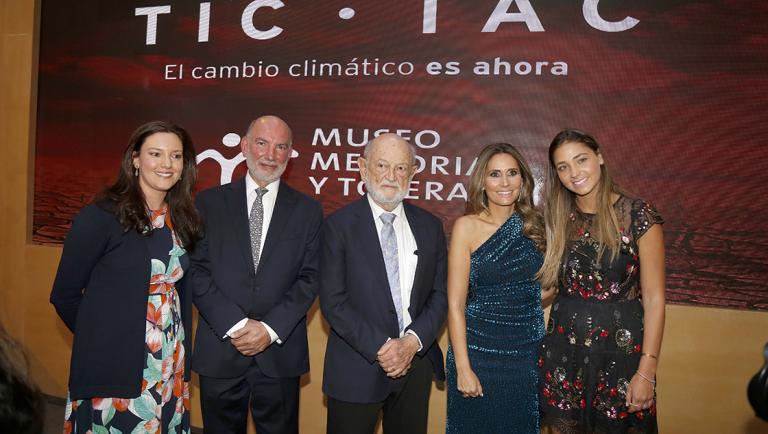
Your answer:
[225,173,280,343]
[367,195,422,349]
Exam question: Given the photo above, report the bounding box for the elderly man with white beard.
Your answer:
[319,133,448,434]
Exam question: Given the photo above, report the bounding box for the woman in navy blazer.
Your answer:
[50,121,202,434]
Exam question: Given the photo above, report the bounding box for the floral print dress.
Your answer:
[64,208,190,434]
[539,196,663,434]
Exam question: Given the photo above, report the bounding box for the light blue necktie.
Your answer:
[380,213,404,333]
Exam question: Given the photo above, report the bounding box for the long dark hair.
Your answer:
[466,143,545,251]
[537,129,622,288]
[98,121,202,250]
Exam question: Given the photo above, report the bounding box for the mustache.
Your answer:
[256,158,280,166]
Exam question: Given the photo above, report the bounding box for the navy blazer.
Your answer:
[319,196,448,403]
[50,202,193,400]
[189,178,322,378]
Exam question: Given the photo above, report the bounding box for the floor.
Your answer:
[42,396,64,434]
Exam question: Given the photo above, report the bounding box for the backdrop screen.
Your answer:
[34,1,768,311]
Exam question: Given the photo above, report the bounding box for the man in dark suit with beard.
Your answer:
[319,133,448,434]
[189,115,322,434]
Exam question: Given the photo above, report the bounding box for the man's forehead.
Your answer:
[250,124,291,141]
[371,155,410,165]
[369,139,411,160]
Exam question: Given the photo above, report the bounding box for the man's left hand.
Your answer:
[377,335,420,378]
[230,319,271,356]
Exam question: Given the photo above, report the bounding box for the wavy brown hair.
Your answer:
[466,143,544,251]
[537,129,623,288]
[98,121,202,250]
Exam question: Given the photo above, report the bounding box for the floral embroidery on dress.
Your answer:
[539,197,663,434]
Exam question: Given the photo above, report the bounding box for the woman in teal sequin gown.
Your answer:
[446,143,546,434]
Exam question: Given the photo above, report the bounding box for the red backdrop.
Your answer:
[33,0,768,311]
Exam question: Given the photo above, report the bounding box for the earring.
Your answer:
[134,167,139,176]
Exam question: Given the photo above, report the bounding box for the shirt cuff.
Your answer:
[261,321,280,344]
[405,329,423,352]
[224,318,248,339]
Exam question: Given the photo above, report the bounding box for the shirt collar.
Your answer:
[367,194,405,222]
[245,172,280,197]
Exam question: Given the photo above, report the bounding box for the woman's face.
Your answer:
[132,132,184,204]
[552,141,604,198]
[484,152,523,208]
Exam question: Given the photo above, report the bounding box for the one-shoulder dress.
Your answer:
[446,213,545,433]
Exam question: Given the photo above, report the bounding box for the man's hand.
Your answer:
[229,319,271,356]
[377,335,420,378]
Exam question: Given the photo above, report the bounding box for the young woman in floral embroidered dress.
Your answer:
[51,121,202,433]
[537,129,666,433]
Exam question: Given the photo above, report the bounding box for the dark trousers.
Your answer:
[326,357,433,434]
[199,362,299,434]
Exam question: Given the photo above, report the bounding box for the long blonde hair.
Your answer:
[466,143,544,251]
[537,130,622,288]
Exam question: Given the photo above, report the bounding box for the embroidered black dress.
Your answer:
[539,196,662,434]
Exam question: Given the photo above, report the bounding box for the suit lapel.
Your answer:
[404,203,427,312]
[353,197,399,321]
[256,182,297,276]
[225,178,256,275]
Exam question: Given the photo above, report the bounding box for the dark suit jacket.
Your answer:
[319,196,448,403]
[189,178,322,378]
[50,202,193,399]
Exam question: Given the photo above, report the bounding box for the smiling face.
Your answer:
[484,152,523,209]
[359,134,415,211]
[241,116,292,186]
[132,132,184,207]
[552,140,605,201]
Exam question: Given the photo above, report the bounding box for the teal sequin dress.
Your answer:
[446,213,545,434]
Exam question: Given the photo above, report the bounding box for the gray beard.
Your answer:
[247,160,287,185]
[364,179,407,209]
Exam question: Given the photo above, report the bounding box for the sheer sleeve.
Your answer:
[630,199,663,241]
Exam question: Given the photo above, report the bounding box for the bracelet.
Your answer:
[641,352,658,360]
[635,371,656,385]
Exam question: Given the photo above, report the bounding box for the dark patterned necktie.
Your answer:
[249,187,268,271]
